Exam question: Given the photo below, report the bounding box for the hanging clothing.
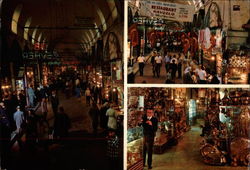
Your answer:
[216,29,222,48]
[198,29,205,45]
[204,27,211,49]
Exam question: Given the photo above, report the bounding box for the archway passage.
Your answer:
[2,0,122,54]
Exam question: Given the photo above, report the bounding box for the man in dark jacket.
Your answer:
[142,108,158,169]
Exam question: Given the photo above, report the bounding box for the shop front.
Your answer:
[127,87,250,169]
[127,88,191,170]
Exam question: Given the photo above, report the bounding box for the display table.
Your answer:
[153,133,169,154]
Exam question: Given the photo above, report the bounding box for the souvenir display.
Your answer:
[200,89,250,166]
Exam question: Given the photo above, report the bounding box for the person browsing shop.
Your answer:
[137,55,145,76]
[141,108,158,169]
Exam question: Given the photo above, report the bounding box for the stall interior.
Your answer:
[128,88,250,169]
[127,88,190,169]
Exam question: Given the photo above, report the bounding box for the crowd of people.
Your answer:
[0,70,123,170]
[131,49,221,84]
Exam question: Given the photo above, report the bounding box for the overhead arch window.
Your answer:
[85,31,92,46]
[88,30,95,43]
[94,23,101,38]
[11,4,23,34]
[82,33,91,48]
[31,27,38,44]
[24,17,32,40]
[107,0,118,20]
[37,32,43,43]
[96,7,107,32]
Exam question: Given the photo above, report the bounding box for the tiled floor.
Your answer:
[144,126,247,170]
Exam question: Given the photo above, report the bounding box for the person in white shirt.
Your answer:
[197,66,207,84]
[155,53,162,78]
[137,55,145,76]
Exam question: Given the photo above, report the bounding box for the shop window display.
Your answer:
[200,88,250,166]
[127,88,190,169]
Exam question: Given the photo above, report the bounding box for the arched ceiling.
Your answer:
[2,0,121,55]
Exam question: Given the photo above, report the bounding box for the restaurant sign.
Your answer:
[140,0,195,22]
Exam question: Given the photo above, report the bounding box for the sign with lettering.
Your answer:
[22,51,59,60]
[140,0,195,22]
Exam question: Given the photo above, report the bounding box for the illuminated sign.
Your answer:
[23,51,59,59]
[133,17,165,25]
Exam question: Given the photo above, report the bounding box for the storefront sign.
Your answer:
[133,17,165,25]
[23,51,59,59]
[140,0,195,22]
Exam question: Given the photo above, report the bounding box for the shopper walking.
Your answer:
[137,55,145,76]
[155,53,163,78]
[12,106,25,151]
[141,108,158,169]
[85,87,91,106]
[150,52,156,77]
[170,60,178,81]
[28,85,36,107]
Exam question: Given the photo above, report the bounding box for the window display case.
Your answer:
[127,127,143,170]
[127,90,144,170]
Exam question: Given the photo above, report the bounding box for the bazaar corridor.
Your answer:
[148,126,246,170]
[3,92,123,170]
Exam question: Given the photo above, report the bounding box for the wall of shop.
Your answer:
[210,0,250,48]
[103,21,124,57]
[210,0,250,31]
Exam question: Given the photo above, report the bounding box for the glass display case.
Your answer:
[127,89,144,170]
[127,127,143,170]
